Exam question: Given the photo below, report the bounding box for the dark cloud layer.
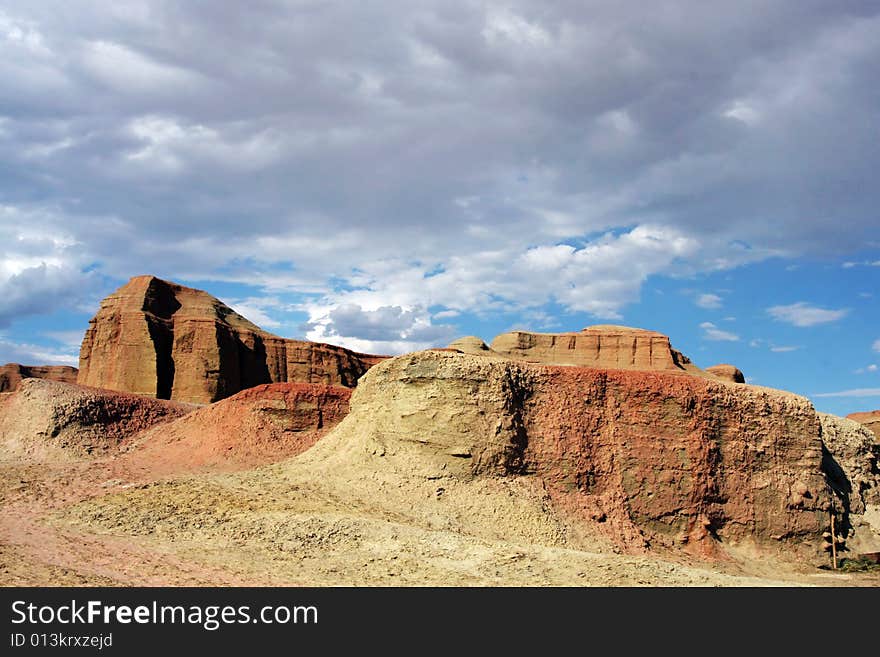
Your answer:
[1,1,878,349]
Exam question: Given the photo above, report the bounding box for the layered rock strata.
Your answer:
[78,276,385,403]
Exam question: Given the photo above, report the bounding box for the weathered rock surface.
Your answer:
[848,410,880,443]
[819,413,880,554]
[298,348,850,560]
[0,379,191,458]
[0,363,78,393]
[78,275,385,404]
[490,325,704,375]
[706,364,746,383]
[125,382,351,473]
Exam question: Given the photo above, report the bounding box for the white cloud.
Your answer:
[43,329,85,349]
[813,388,880,398]
[723,100,760,125]
[873,338,880,353]
[0,1,878,351]
[0,336,78,366]
[696,293,722,309]
[770,345,800,353]
[298,224,703,351]
[81,40,201,94]
[699,322,739,342]
[767,302,849,327]
[227,298,283,330]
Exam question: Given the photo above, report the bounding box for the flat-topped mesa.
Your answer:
[0,363,79,393]
[78,275,386,404]
[489,324,700,373]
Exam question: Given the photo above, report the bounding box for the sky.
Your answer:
[0,1,878,417]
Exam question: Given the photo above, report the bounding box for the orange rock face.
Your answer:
[490,325,701,374]
[78,276,385,404]
[522,367,829,555]
[0,363,79,393]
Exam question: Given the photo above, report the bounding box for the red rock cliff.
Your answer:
[0,363,79,393]
[78,275,386,404]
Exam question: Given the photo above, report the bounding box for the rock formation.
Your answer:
[447,336,491,354]
[706,364,746,383]
[0,363,78,393]
[490,325,704,375]
[847,410,880,442]
[818,413,880,554]
[294,344,879,561]
[126,382,351,473]
[78,275,386,404]
[0,379,191,458]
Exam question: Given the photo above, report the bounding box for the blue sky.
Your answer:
[0,1,878,417]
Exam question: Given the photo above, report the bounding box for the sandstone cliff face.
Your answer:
[302,349,862,560]
[0,379,191,458]
[0,363,78,393]
[78,276,385,404]
[489,325,701,374]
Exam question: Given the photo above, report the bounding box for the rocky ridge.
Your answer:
[0,363,78,393]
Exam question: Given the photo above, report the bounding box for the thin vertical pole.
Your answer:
[830,512,838,570]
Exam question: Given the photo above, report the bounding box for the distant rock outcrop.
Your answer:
[706,364,746,383]
[847,410,880,443]
[0,363,78,393]
[447,336,491,354]
[490,325,703,374]
[77,276,386,404]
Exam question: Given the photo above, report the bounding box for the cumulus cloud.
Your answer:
[699,322,739,342]
[0,2,879,347]
[767,302,849,327]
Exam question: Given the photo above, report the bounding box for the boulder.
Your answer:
[447,336,492,354]
[77,275,386,404]
[706,364,746,384]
